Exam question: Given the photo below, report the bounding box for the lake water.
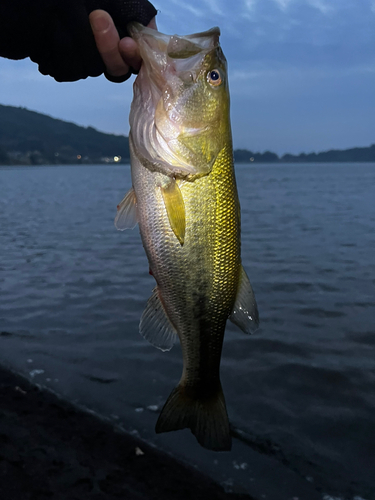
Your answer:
[0,163,374,500]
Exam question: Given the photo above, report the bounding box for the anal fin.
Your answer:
[230,265,259,334]
[140,288,178,351]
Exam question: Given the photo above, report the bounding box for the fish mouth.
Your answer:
[128,23,220,60]
[128,23,221,95]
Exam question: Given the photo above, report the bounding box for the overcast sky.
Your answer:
[1,0,374,155]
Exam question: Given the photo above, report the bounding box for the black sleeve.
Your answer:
[0,0,157,82]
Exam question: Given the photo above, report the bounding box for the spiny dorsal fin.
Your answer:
[115,187,138,230]
[161,179,185,245]
[229,265,259,334]
[140,288,178,351]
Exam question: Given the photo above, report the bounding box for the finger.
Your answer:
[89,10,130,77]
[118,37,142,73]
[148,17,158,30]
[118,18,158,73]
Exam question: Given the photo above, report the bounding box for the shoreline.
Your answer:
[0,364,253,500]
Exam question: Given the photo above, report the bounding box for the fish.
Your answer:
[115,23,259,451]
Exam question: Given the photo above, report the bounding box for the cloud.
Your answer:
[272,0,293,11]
[245,0,338,17]
[168,0,205,18]
[271,0,339,15]
[202,0,224,16]
[244,0,258,13]
[306,0,334,15]
[230,68,276,81]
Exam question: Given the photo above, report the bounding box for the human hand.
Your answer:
[89,9,157,83]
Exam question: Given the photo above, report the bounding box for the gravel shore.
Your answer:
[0,364,254,500]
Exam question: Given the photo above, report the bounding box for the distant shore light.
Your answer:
[77,154,81,160]
[114,155,121,162]
[250,157,254,162]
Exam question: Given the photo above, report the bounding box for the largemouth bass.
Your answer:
[115,23,259,451]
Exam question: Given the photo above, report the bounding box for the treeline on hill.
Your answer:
[0,104,130,165]
[234,145,375,163]
[1,104,374,165]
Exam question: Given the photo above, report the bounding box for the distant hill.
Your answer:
[0,104,130,165]
[234,149,279,163]
[1,104,374,165]
[234,145,375,163]
[279,146,375,163]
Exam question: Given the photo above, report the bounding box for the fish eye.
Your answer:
[207,69,222,87]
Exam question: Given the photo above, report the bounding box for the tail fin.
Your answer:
[155,383,231,451]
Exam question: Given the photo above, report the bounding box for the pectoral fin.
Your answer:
[140,288,178,351]
[115,187,138,230]
[230,266,259,334]
[161,179,185,245]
